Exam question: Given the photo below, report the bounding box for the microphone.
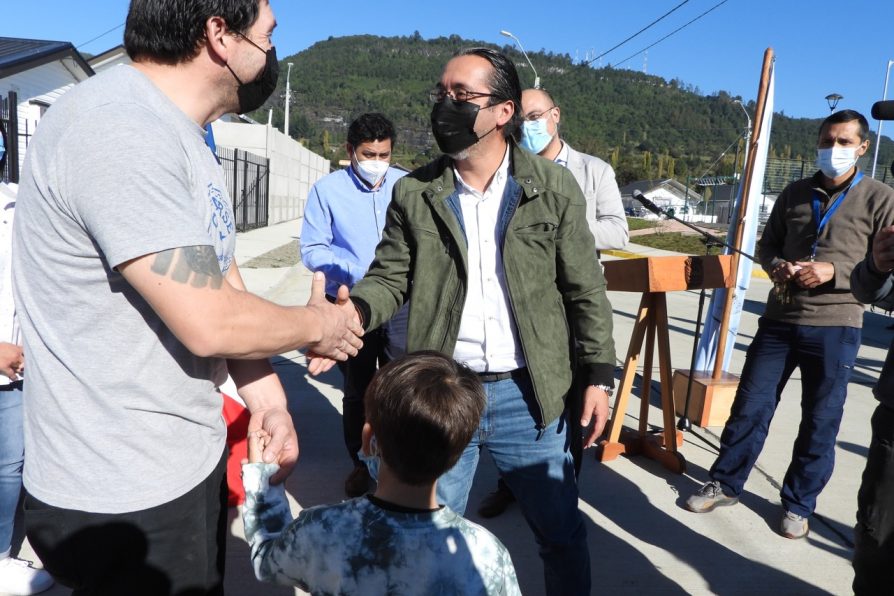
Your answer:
[871,100,894,121]
[633,190,664,216]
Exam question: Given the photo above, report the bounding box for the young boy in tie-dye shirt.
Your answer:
[241,351,520,595]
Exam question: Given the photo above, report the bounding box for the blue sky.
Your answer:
[5,0,894,124]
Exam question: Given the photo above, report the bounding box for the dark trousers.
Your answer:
[710,318,859,517]
[853,403,894,595]
[24,450,228,596]
[338,328,389,465]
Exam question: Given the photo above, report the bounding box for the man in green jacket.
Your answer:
[343,47,616,596]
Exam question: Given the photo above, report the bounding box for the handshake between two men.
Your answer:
[304,271,365,376]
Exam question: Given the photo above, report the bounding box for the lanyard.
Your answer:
[810,170,863,258]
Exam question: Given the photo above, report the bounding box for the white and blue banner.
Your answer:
[694,59,775,373]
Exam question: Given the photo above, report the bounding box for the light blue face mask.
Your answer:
[520,117,555,155]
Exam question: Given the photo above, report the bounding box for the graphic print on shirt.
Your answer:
[206,181,234,274]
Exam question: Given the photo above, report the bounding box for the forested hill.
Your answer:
[253,34,893,184]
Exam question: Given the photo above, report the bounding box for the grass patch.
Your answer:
[626,217,657,231]
[632,232,725,255]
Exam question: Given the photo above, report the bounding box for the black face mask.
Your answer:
[227,36,279,115]
[430,98,491,155]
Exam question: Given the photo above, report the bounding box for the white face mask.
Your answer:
[815,146,858,179]
[354,157,389,187]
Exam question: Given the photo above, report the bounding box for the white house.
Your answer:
[0,37,94,181]
[620,178,705,221]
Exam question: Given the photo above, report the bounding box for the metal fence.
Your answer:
[764,156,894,194]
[216,146,269,231]
[0,91,35,184]
[0,96,6,183]
[1,92,18,183]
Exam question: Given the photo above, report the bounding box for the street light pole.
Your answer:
[283,62,294,138]
[733,99,752,190]
[871,59,894,179]
[499,30,540,89]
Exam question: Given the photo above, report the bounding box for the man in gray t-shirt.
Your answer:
[11,1,362,593]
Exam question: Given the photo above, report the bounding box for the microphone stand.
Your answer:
[646,203,756,263]
[637,199,757,432]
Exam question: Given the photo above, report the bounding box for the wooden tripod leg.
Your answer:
[638,295,657,436]
[652,294,686,473]
[598,293,651,462]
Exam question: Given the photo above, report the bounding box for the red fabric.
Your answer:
[222,394,250,507]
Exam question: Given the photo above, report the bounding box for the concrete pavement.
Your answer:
[23,221,888,595]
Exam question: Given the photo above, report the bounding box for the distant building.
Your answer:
[87,44,130,74]
[0,36,94,181]
[619,178,703,219]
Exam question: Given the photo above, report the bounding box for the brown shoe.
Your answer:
[477,484,516,518]
[345,465,371,497]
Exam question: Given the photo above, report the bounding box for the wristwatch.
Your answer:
[593,384,614,397]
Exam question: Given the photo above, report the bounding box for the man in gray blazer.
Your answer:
[518,88,628,252]
[477,87,627,519]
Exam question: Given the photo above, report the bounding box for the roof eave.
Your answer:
[0,45,94,80]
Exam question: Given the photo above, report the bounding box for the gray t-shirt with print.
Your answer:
[13,65,236,513]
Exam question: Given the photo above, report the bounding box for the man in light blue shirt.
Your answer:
[300,113,407,497]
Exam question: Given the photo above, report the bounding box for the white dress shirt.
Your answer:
[553,141,569,168]
[452,147,525,373]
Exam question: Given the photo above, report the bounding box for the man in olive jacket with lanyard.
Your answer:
[334,48,616,596]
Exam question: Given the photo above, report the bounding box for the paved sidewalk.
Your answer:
[24,220,886,595]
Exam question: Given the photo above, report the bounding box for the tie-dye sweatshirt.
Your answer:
[241,463,521,595]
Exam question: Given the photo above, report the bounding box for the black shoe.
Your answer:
[345,465,371,497]
[477,485,516,518]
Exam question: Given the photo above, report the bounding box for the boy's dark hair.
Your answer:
[124,0,262,64]
[364,351,485,486]
[456,47,522,140]
[819,109,870,142]
[347,113,396,148]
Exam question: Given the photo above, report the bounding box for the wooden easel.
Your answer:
[597,255,734,473]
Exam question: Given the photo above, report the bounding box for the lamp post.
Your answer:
[734,99,752,139]
[825,93,843,112]
[733,98,752,191]
[283,62,294,137]
[499,30,540,89]
[871,60,894,179]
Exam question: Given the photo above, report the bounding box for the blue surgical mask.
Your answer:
[520,117,554,155]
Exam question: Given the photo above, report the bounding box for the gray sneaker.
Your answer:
[780,510,809,539]
[685,480,739,512]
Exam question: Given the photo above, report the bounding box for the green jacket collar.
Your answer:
[419,141,544,203]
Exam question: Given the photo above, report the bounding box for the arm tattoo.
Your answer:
[150,246,223,289]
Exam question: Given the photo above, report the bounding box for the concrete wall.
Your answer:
[212,121,329,224]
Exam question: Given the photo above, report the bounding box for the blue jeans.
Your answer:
[438,372,589,596]
[710,318,859,517]
[0,383,24,556]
